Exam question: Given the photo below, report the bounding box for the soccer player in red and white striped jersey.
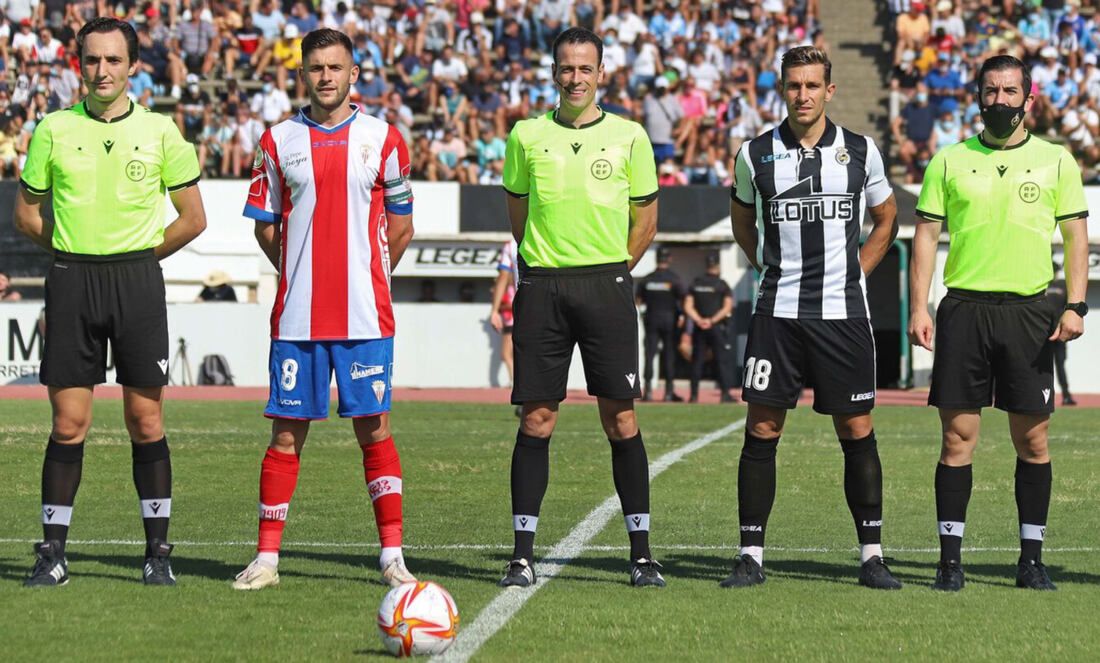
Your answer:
[232,28,415,591]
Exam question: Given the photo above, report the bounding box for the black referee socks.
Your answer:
[132,437,172,558]
[839,433,883,546]
[1015,459,1052,563]
[935,463,972,563]
[510,431,550,562]
[609,432,651,561]
[738,433,779,548]
[41,438,85,554]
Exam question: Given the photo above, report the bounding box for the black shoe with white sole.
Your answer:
[630,558,666,587]
[499,558,536,588]
[143,540,177,586]
[719,554,766,588]
[24,540,69,587]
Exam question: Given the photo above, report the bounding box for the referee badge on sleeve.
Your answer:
[835,147,850,166]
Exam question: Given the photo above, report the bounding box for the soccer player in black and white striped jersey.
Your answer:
[725,46,901,590]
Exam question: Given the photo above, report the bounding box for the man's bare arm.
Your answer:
[730,200,761,271]
[627,198,658,270]
[13,187,53,252]
[254,221,280,268]
[387,212,414,268]
[156,185,208,259]
[506,194,528,245]
[860,194,899,275]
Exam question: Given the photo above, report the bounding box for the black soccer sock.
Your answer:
[132,437,172,558]
[840,433,883,546]
[609,432,651,561]
[738,433,779,549]
[41,438,85,554]
[1015,459,1052,563]
[510,431,549,562]
[935,463,972,563]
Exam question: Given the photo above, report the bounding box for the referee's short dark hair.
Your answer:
[781,46,832,84]
[77,17,138,65]
[301,28,353,62]
[552,27,603,67]
[977,55,1032,98]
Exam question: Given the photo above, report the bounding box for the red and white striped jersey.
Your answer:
[244,105,413,340]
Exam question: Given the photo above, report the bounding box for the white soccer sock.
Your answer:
[380,546,403,570]
[257,551,279,568]
[740,546,764,566]
[861,544,883,564]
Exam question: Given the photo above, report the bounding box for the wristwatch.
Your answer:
[1065,302,1089,318]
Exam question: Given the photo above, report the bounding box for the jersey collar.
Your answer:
[299,103,360,134]
[82,100,135,123]
[978,131,1031,151]
[551,107,606,130]
[778,116,837,151]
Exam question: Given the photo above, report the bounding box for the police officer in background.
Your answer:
[636,246,685,402]
[685,253,737,403]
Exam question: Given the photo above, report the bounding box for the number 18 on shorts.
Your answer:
[265,338,394,419]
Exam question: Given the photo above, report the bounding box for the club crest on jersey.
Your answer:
[253,147,264,170]
[835,147,850,165]
[372,379,387,404]
[767,177,854,224]
[760,153,791,164]
[360,144,375,165]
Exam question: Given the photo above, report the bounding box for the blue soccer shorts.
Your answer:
[265,338,394,420]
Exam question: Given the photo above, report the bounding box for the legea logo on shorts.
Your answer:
[350,363,384,381]
[850,391,874,402]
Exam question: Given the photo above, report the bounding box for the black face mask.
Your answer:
[980,102,1026,139]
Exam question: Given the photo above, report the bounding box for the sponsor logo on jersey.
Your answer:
[850,391,874,402]
[768,176,854,224]
[351,362,384,380]
[279,398,302,407]
[761,152,791,164]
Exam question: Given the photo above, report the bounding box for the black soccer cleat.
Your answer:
[720,391,739,404]
[1062,395,1077,406]
[719,554,766,588]
[1016,558,1057,591]
[932,560,965,592]
[859,556,903,590]
[663,392,684,403]
[630,558,666,587]
[24,540,69,587]
[143,540,177,586]
[499,558,536,588]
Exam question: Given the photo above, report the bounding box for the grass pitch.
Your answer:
[1,399,1098,661]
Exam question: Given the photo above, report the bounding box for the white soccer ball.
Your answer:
[377,581,459,657]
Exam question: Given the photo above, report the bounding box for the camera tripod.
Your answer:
[170,337,193,386]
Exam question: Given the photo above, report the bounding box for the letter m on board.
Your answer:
[9,318,44,361]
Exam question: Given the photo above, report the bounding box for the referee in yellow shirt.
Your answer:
[910,55,1089,592]
[13,18,206,587]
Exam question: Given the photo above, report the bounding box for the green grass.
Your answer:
[1,400,1098,661]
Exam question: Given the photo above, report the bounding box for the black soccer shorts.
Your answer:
[741,315,877,414]
[41,250,170,388]
[511,262,641,404]
[929,290,1056,414]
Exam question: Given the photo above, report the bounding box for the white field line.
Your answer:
[0,539,1096,554]
[435,418,748,663]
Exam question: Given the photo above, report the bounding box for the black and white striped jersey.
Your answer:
[732,118,892,320]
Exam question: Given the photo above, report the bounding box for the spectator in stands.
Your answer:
[436,79,470,141]
[1061,96,1100,163]
[0,269,21,301]
[896,2,931,63]
[1041,65,1080,131]
[657,159,687,186]
[892,83,936,183]
[468,68,506,138]
[10,18,36,63]
[129,61,156,108]
[36,27,63,63]
[457,11,493,66]
[355,60,387,115]
[252,0,286,43]
[420,0,453,54]
[1018,5,1052,56]
[0,116,19,178]
[496,16,530,67]
[251,73,292,126]
[219,77,250,117]
[630,31,662,92]
[644,77,681,166]
[925,52,964,115]
[272,24,305,99]
[197,270,238,302]
[533,0,572,52]
[472,123,506,184]
[178,6,219,76]
[43,60,78,109]
[176,73,211,139]
[428,125,468,182]
[1055,18,1081,71]
[601,3,647,46]
[931,108,962,152]
[138,24,186,99]
[233,106,265,177]
[225,11,263,80]
[197,112,236,178]
[287,1,319,35]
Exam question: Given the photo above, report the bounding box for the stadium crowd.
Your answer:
[0,0,822,186]
[889,0,1100,183]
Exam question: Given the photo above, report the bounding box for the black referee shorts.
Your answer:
[929,289,1056,414]
[41,249,170,388]
[511,262,641,404]
[741,315,877,414]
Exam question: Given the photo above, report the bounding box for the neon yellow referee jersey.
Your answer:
[916,133,1087,295]
[503,110,658,268]
[21,101,201,255]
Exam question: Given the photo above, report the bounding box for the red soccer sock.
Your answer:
[362,437,403,548]
[258,448,300,553]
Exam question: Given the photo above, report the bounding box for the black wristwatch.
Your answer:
[1065,302,1089,318]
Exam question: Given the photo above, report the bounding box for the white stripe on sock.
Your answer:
[938,521,964,537]
[140,498,171,519]
[42,504,73,526]
[513,515,538,532]
[624,513,650,533]
[1021,523,1047,541]
[259,502,289,521]
[740,545,764,566]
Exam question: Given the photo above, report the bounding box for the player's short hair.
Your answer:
[977,55,1032,98]
[301,28,353,62]
[77,17,138,65]
[781,46,832,84]
[552,27,603,67]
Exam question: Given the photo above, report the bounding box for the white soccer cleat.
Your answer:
[232,559,280,591]
[381,557,417,587]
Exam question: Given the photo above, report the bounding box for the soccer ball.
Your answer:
[377,581,459,657]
